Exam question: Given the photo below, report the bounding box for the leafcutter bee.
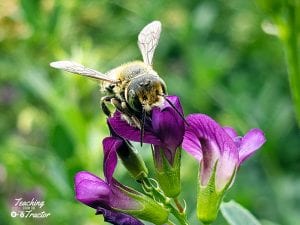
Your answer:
[50,21,184,142]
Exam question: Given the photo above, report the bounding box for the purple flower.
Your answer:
[182,113,266,223]
[75,171,142,225]
[108,96,185,158]
[75,137,168,225]
[182,114,266,190]
[108,96,185,197]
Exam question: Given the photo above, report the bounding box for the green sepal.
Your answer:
[154,148,181,198]
[113,183,169,225]
[197,162,236,224]
[117,140,148,181]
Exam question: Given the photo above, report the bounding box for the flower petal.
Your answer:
[96,207,144,225]
[183,114,238,188]
[223,126,244,149]
[75,171,110,209]
[152,96,185,150]
[238,128,266,165]
[185,114,237,154]
[108,112,162,145]
[109,179,142,210]
[223,126,238,139]
[103,137,123,184]
[215,149,237,191]
[182,130,203,161]
[163,95,184,115]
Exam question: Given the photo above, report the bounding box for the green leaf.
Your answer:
[220,200,261,225]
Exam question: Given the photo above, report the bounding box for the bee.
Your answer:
[50,21,184,142]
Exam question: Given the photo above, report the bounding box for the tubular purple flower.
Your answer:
[108,96,185,156]
[108,96,185,197]
[182,114,266,224]
[75,171,142,225]
[74,137,169,225]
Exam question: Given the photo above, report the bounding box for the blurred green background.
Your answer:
[0,0,299,225]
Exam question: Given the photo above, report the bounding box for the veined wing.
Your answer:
[50,61,117,83]
[138,21,161,66]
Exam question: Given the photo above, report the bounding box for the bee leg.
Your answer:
[111,99,141,129]
[130,116,141,129]
[111,98,130,115]
[119,101,141,129]
[100,96,114,117]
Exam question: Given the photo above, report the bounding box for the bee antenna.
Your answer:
[140,108,146,147]
[164,97,189,126]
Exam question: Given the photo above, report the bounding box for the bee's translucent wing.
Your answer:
[138,21,161,66]
[50,61,117,83]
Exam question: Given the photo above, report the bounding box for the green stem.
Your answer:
[174,197,184,213]
[141,178,189,225]
[166,220,176,225]
[280,1,300,125]
[169,203,189,225]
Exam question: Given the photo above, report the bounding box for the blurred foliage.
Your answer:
[0,0,299,225]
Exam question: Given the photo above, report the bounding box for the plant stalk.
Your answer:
[280,2,300,125]
[141,178,188,225]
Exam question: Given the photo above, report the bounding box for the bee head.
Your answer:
[126,74,167,112]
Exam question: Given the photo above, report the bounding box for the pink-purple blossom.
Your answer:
[182,113,266,223]
[182,114,266,191]
[75,137,168,225]
[75,171,143,225]
[108,95,185,166]
[108,95,185,197]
